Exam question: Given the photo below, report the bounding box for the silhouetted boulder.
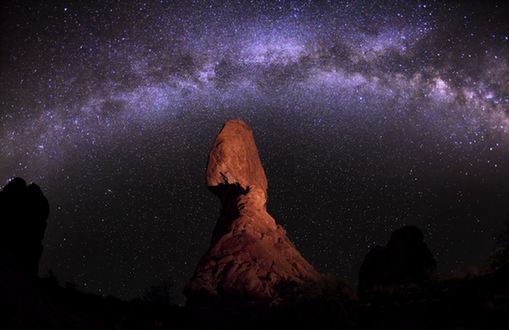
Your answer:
[0,177,49,277]
[185,120,324,305]
[358,225,436,295]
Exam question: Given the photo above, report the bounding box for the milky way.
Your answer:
[1,1,508,302]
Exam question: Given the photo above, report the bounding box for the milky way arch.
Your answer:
[1,1,508,301]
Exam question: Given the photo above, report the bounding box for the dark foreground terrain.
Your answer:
[2,263,509,329]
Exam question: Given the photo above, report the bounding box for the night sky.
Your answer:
[1,1,508,303]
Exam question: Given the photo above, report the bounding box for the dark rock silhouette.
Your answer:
[0,177,49,277]
[358,225,436,295]
[185,120,323,305]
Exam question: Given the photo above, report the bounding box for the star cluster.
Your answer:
[1,1,508,302]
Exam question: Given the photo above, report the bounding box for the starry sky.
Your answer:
[1,0,508,302]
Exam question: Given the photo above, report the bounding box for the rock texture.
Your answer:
[358,225,437,295]
[185,120,322,304]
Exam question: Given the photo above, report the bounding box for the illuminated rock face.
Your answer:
[185,120,322,305]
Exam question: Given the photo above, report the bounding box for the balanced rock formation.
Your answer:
[358,225,437,295]
[185,120,322,305]
[0,177,49,277]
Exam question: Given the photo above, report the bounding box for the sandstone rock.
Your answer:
[185,120,322,305]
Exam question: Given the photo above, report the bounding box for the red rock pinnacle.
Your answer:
[185,120,322,304]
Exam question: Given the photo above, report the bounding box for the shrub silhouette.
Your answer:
[143,279,175,307]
